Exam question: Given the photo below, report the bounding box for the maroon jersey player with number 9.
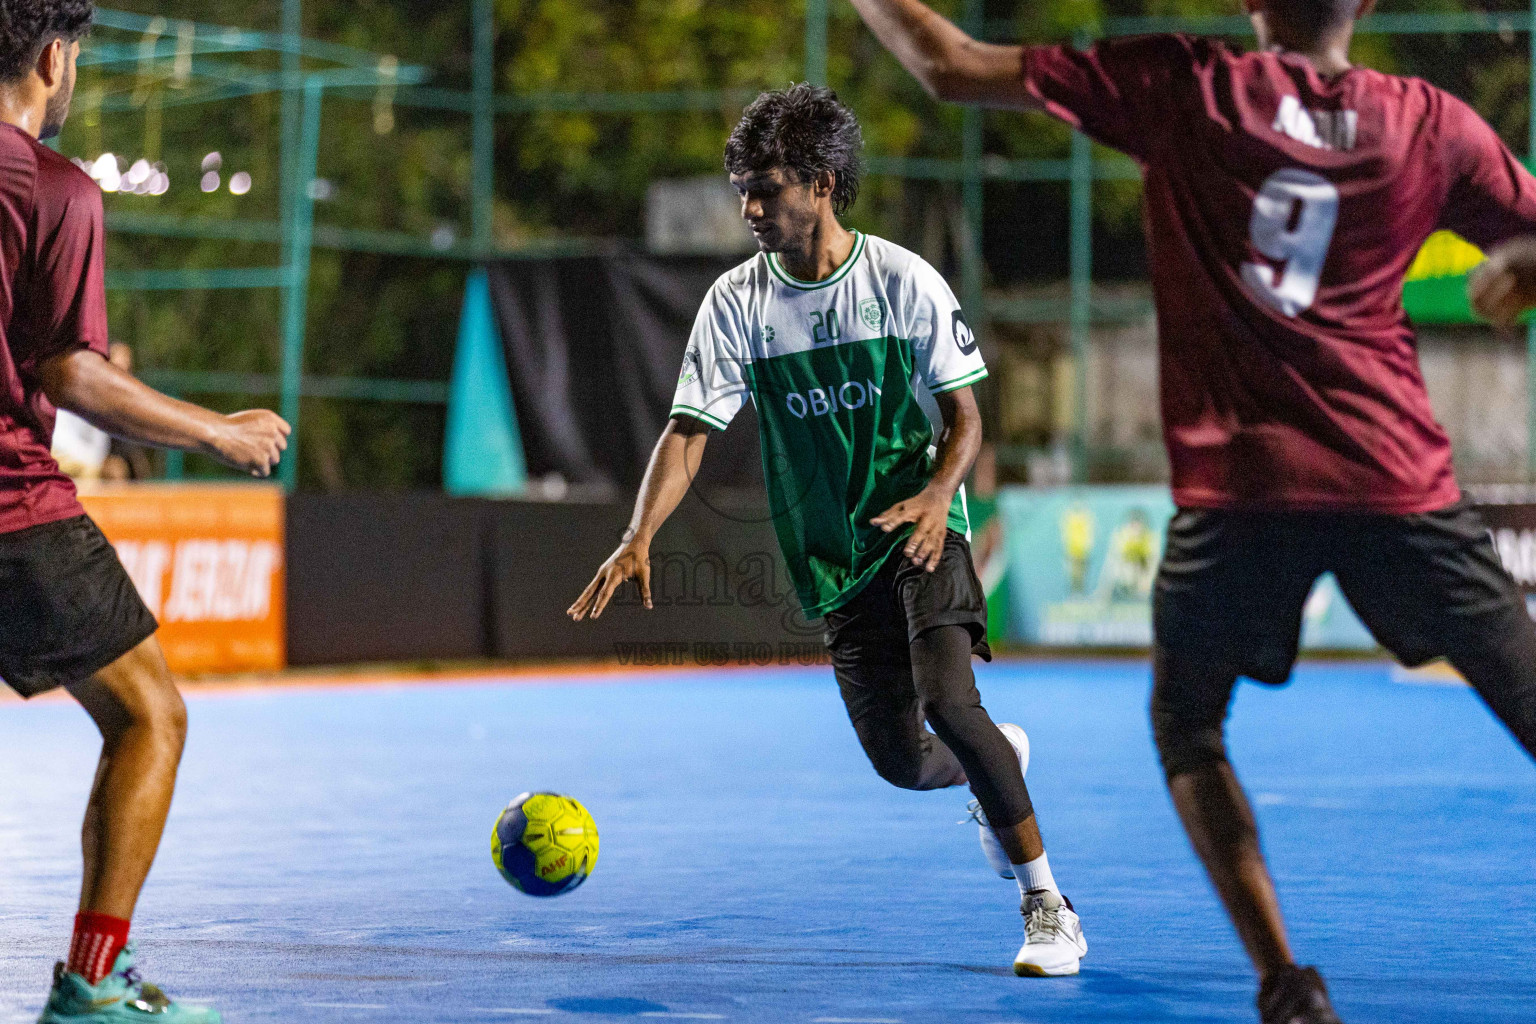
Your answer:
[851,0,1536,1021]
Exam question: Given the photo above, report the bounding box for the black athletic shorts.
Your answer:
[0,514,158,698]
[1153,501,1526,684]
[823,529,992,662]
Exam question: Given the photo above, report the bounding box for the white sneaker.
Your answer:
[972,722,1031,879]
[1013,889,1087,977]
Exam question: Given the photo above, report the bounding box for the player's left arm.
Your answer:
[1439,94,1536,327]
[38,350,290,477]
[1470,236,1536,328]
[871,385,983,573]
[847,0,1040,108]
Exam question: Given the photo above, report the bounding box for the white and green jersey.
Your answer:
[671,231,988,618]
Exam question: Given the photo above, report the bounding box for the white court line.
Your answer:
[473,1011,556,1017]
[812,1019,903,1024]
[640,1015,727,1020]
[300,1004,393,1010]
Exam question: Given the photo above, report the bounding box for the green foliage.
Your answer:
[57,1,1536,488]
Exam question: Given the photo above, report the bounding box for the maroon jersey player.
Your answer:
[1,4,289,1021]
[851,0,1536,1021]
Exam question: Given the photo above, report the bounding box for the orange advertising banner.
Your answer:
[77,483,285,674]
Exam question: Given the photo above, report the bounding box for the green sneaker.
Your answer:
[37,943,220,1023]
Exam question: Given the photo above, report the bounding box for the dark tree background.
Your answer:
[72,1,1535,488]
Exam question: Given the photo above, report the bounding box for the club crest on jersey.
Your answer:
[678,347,700,387]
[1272,95,1358,152]
[858,297,887,331]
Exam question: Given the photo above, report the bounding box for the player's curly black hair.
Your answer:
[1265,0,1359,40]
[725,84,863,216]
[0,0,93,84]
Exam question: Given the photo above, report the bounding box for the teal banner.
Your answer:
[445,268,528,496]
[998,487,1375,651]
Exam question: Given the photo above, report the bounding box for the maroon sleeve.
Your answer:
[20,157,109,370]
[1021,35,1188,162]
[1437,93,1536,249]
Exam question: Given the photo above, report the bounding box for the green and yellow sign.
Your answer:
[1403,230,1486,324]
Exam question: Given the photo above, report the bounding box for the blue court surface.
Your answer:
[2,660,1534,1024]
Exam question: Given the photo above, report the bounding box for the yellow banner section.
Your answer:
[1406,230,1484,281]
[78,483,286,674]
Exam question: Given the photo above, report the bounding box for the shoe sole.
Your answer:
[1013,959,1080,977]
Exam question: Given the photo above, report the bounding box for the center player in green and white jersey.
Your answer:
[568,84,1087,975]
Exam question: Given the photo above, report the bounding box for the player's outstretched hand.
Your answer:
[1470,236,1536,329]
[871,486,953,572]
[568,540,652,621]
[210,409,291,477]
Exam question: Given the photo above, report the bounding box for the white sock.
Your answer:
[1016,852,1059,899]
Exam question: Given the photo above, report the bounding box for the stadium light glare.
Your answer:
[202,151,222,171]
[90,153,121,193]
[229,172,252,196]
[200,171,220,193]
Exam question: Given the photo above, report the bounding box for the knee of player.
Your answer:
[133,673,189,749]
[866,749,925,790]
[161,687,189,747]
[917,696,981,737]
[1150,703,1229,780]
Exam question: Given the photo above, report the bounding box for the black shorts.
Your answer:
[1153,502,1526,684]
[823,529,992,662]
[0,514,158,698]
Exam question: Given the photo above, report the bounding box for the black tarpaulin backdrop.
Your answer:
[486,254,763,492]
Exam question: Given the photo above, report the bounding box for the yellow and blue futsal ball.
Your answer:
[491,792,599,897]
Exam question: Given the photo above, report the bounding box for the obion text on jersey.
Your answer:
[783,379,884,419]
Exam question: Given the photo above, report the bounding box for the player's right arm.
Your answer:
[568,277,748,621]
[37,350,290,478]
[846,0,1039,108]
[567,415,710,621]
[849,0,1164,160]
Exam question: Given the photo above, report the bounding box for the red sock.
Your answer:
[66,912,131,985]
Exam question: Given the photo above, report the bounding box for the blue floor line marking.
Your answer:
[3,660,1533,1023]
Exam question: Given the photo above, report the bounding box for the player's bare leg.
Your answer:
[1166,763,1291,975]
[68,634,186,920]
[990,812,1044,864]
[1168,766,1341,1022]
[38,635,219,1023]
[1153,651,1340,1023]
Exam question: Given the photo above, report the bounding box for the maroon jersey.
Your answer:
[0,122,110,534]
[1023,35,1536,512]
